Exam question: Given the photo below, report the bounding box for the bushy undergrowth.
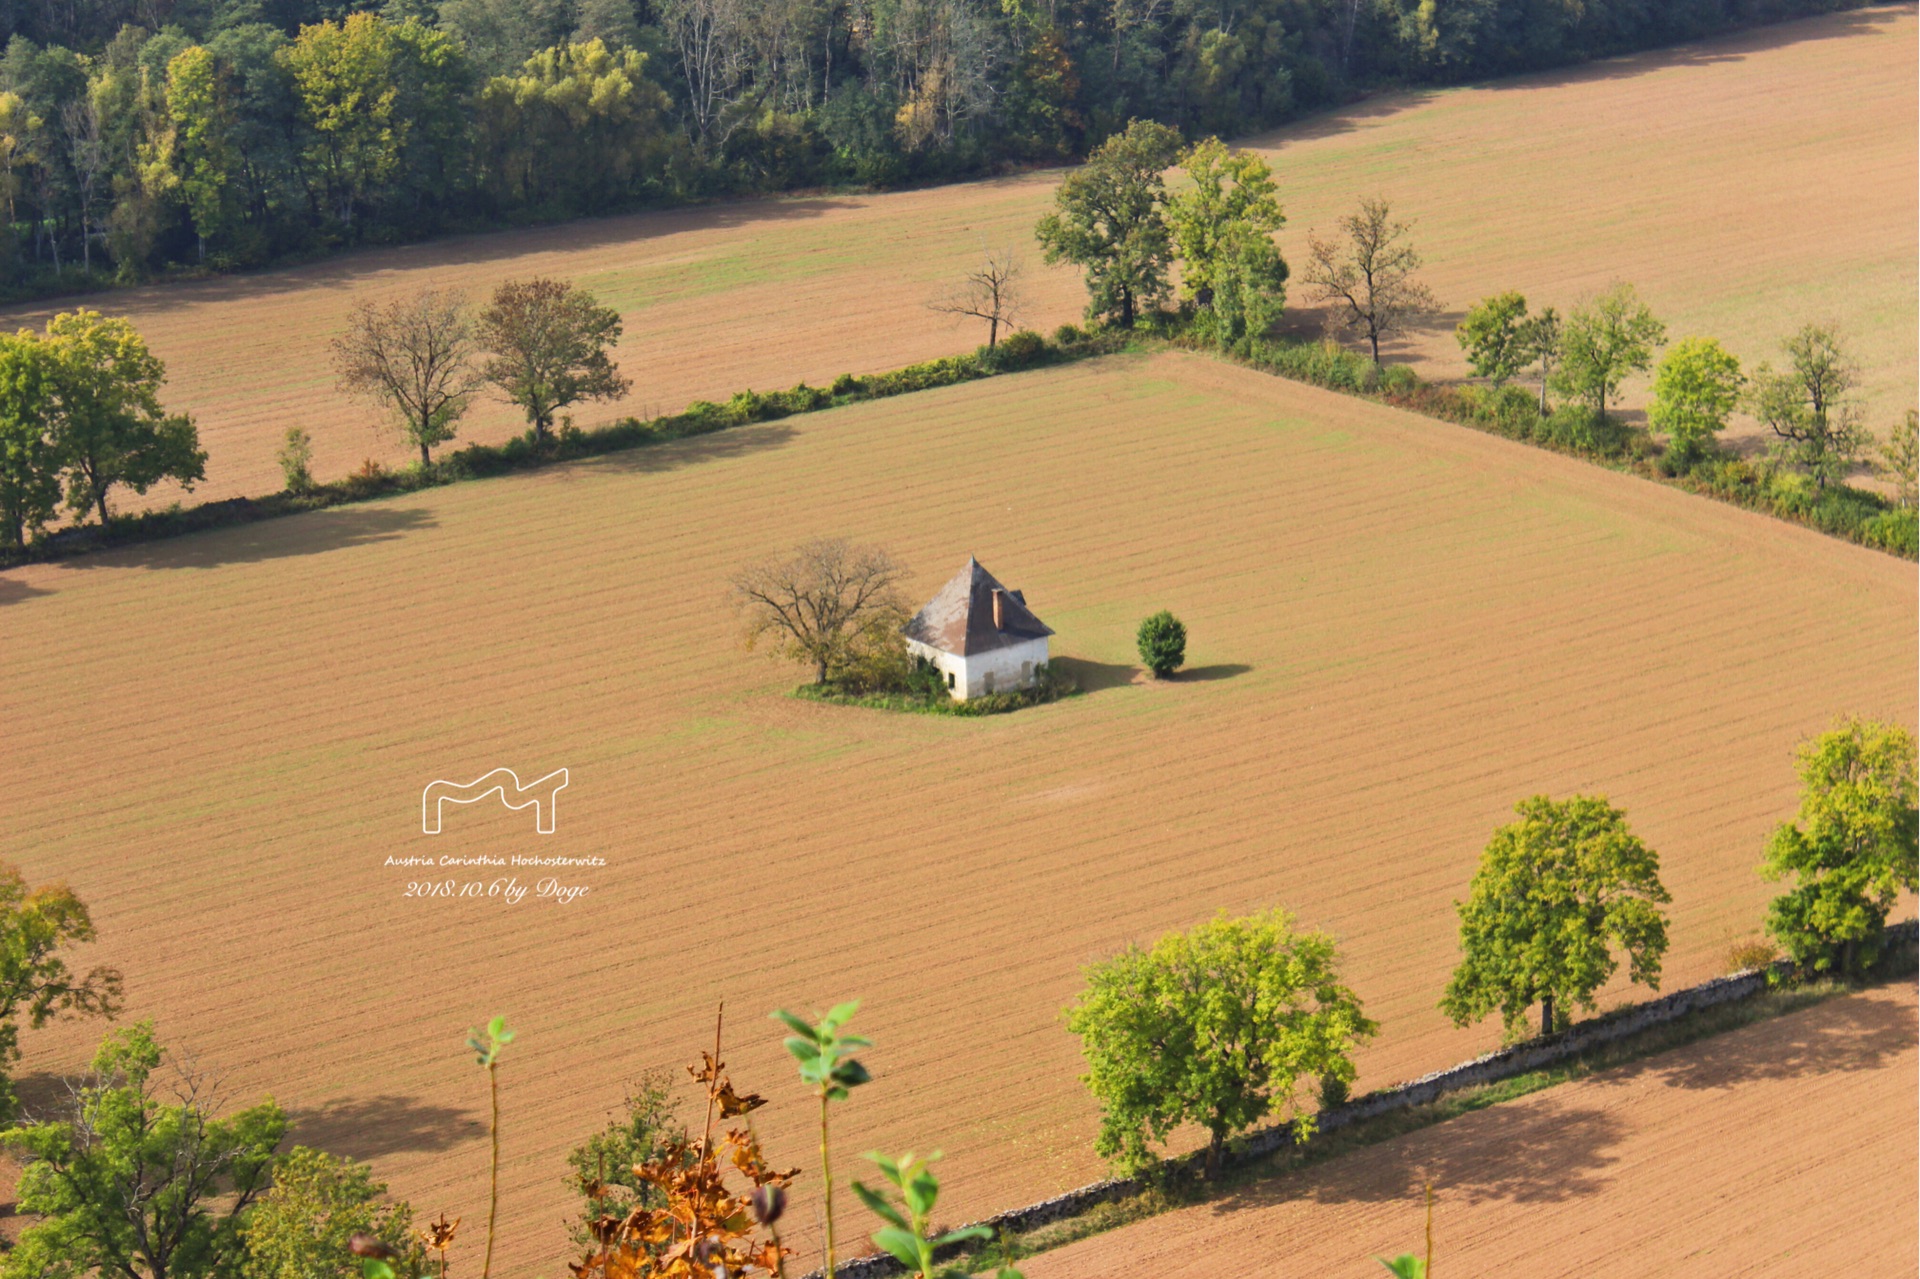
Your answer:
[1180,331,1916,560]
[796,659,1078,717]
[1,328,1123,569]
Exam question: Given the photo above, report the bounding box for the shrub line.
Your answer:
[0,328,1127,571]
[801,918,1918,1279]
[6,322,1907,573]
[1173,332,1917,560]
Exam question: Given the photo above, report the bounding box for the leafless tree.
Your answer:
[60,98,104,274]
[1302,197,1440,366]
[332,288,486,466]
[930,247,1023,346]
[873,0,1003,148]
[732,539,908,685]
[659,0,768,152]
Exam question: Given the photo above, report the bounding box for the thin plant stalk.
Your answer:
[820,1093,836,1279]
[484,1058,500,1279]
[1424,1182,1433,1278]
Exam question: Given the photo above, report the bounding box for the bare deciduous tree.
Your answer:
[332,288,484,467]
[930,247,1023,347]
[732,539,908,685]
[59,98,104,275]
[1302,197,1440,366]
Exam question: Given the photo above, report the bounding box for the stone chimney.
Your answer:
[992,588,1006,629]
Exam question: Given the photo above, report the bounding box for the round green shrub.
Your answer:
[1136,610,1187,678]
[995,328,1047,368]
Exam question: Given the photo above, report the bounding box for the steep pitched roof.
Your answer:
[902,558,1054,657]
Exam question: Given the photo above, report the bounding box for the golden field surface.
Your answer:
[0,5,1909,510]
[1,353,1912,1272]
[1025,981,1919,1279]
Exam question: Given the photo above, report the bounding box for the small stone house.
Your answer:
[902,558,1054,701]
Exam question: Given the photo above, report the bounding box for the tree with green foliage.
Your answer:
[0,331,60,548]
[243,1146,422,1279]
[42,309,205,526]
[280,13,406,228]
[166,47,242,261]
[478,277,630,441]
[1551,283,1665,425]
[476,40,674,213]
[1167,136,1287,344]
[1879,409,1918,510]
[1648,335,1743,468]
[1441,795,1671,1039]
[1455,291,1530,386]
[1035,119,1182,330]
[1136,609,1186,678]
[1761,718,1917,977]
[0,862,122,1120]
[564,1072,682,1253]
[1067,907,1375,1177]
[3,1022,287,1279]
[1302,197,1438,366]
[1520,306,1562,415]
[1746,323,1869,491]
[1202,221,1291,348]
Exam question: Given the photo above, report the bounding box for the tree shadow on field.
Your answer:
[1605,986,1917,1093]
[1236,8,1904,155]
[9,1070,76,1120]
[580,422,799,477]
[1212,1101,1624,1217]
[290,1093,486,1160]
[1050,655,1137,693]
[0,575,51,606]
[1176,663,1251,682]
[63,505,437,573]
[0,197,860,322]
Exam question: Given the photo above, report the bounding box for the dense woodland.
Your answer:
[0,0,1869,290]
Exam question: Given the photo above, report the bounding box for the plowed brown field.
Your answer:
[1022,981,1919,1278]
[1,353,1911,1272]
[1,5,1908,510]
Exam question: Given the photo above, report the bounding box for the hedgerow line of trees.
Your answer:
[0,713,1907,1277]
[1,124,1913,559]
[0,0,1878,295]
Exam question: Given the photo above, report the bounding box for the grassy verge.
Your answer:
[0,327,1128,570]
[926,967,1905,1276]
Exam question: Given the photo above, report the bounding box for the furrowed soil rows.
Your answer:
[0,6,1907,510]
[1,353,1910,1273]
[1023,982,1919,1278]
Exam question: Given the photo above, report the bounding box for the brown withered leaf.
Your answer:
[418,1212,460,1251]
[713,1080,766,1117]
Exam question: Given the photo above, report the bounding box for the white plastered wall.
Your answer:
[905,636,1050,701]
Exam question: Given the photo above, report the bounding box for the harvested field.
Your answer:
[1022,981,1920,1278]
[1,6,1908,510]
[1,353,1911,1272]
